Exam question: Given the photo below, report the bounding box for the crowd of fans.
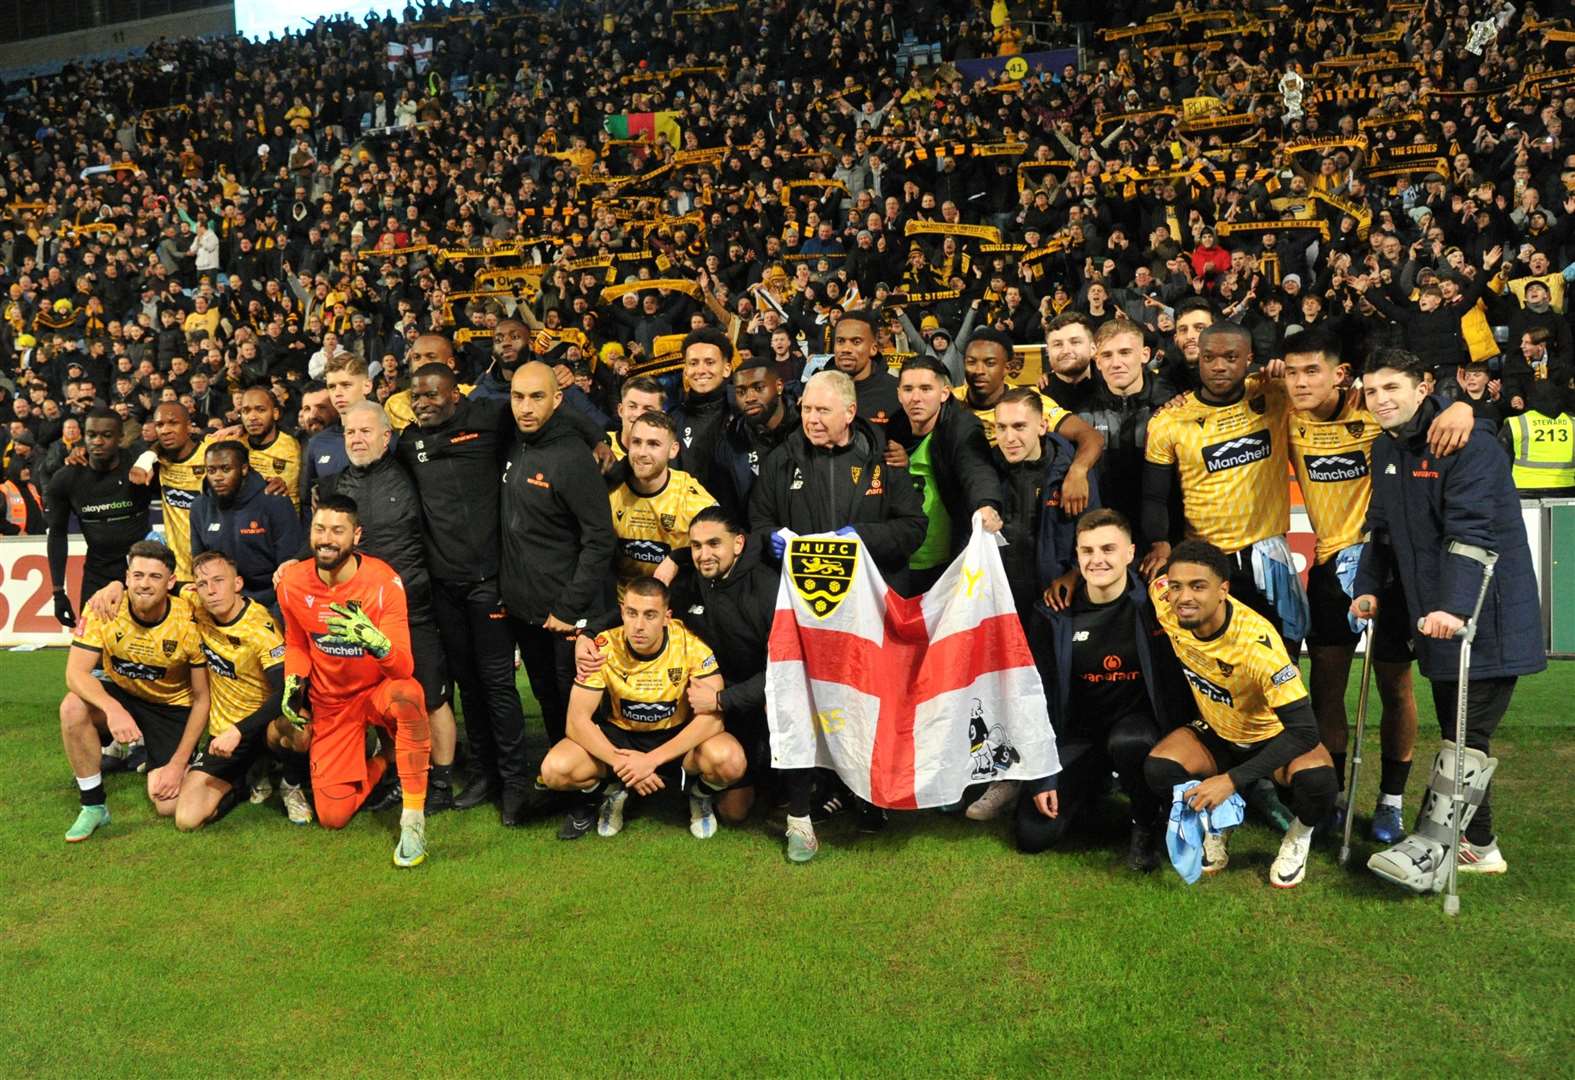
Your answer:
[2,0,1574,512]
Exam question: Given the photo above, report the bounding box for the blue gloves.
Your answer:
[772,527,855,561]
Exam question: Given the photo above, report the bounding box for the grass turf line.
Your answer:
[0,652,1571,1077]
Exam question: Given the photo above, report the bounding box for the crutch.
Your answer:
[1338,610,1376,867]
[1421,542,1499,917]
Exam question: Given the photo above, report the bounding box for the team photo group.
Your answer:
[5,0,1568,910]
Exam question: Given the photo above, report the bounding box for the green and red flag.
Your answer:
[603,111,682,148]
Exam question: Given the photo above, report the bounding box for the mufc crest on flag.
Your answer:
[787,537,859,618]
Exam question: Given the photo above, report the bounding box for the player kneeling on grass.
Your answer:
[540,576,743,841]
[275,494,432,868]
[85,550,287,832]
[60,540,209,841]
[1142,541,1339,888]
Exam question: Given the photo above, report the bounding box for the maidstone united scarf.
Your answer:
[766,518,1059,809]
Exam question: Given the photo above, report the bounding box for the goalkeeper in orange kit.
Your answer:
[274,493,432,867]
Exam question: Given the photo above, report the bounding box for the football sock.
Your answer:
[387,692,431,811]
[1379,756,1412,799]
[277,748,309,788]
[77,773,105,807]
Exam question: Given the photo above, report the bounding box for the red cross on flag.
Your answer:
[767,517,1059,809]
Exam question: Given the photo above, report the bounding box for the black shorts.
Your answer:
[1187,718,1264,776]
[189,724,269,786]
[408,607,452,710]
[1304,559,1414,663]
[104,682,191,770]
[600,722,689,785]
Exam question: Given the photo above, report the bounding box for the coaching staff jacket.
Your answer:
[191,470,302,607]
[317,454,432,608]
[395,395,511,584]
[674,534,779,718]
[995,431,1099,618]
[749,415,926,571]
[499,408,616,627]
[1354,398,1546,682]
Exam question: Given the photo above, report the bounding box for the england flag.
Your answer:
[766,516,1059,809]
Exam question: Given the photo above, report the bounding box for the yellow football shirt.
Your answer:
[1150,576,1307,744]
[953,385,1068,447]
[157,438,210,579]
[609,467,716,583]
[1290,387,1380,564]
[71,593,206,707]
[195,597,285,735]
[1145,373,1291,554]
[248,431,302,511]
[575,619,720,732]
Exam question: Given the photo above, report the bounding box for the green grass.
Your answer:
[1,651,1571,1078]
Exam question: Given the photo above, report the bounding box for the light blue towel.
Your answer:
[1166,780,1247,884]
[1333,542,1368,634]
[1251,535,1310,645]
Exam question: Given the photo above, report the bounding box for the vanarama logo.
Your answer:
[1202,431,1272,473]
[526,472,551,488]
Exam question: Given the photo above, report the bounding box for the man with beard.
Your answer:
[887,355,1002,596]
[47,408,156,628]
[297,383,335,439]
[956,328,1102,516]
[608,410,716,589]
[669,327,736,494]
[397,363,533,822]
[500,363,617,770]
[239,386,302,512]
[1040,312,1101,413]
[711,357,798,524]
[384,334,472,432]
[828,313,905,448]
[276,495,433,867]
[313,402,457,813]
[1152,298,1214,402]
[59,540,209,841]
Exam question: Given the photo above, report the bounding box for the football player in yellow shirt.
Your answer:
[539,576,743,841]
[1143,541,1339,888]
[59,540,210,841]
[1281,329,1477,840]
[146,402,210,581]
[239,386,302,511]
[172,550,286,831]
[609,409,716,587]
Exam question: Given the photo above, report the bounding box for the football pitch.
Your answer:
[2,650,1571,1077]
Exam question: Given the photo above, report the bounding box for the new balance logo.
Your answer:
[1202,431,1272,473]
[1384,464,1397,475]
[1072,630,1090,642]
[1303,452,1368,483]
